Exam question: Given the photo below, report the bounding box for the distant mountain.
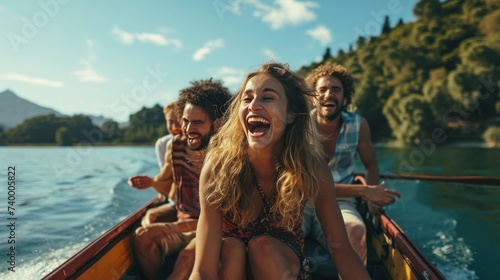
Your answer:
[0,89,62,128]
[0,89,114,128]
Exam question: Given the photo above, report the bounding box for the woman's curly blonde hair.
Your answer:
[203,62,326,231]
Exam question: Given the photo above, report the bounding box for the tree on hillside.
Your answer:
[462,0,488,24]
[352,76,390,141]
[322,47,332,62]
[413,0,441,19]
[100,120,122,143]
[6,114,63,143]
[5,114,99,144]
[448,60,499,123]
[122,104,167,143]
[479,9,500,47]
[337,49,347,64]
[459,38,500,70]
[423,68,456,125]
[64,115,97,144]
[0,127,5,145]
[483,126,500,146]
[396,18,404,27]
[355,36,366,49]
[384,94,437,145]
[55,126,72,146]
[382,16,391,34]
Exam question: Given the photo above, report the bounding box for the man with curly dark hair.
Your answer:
[128,79,232,280]
[305,64,355,115]
[302,64,401,274]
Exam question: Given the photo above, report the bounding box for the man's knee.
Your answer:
[345,219,366,239]
[134,225,170,256]
[134,227,156,253]
[135,226,151,246]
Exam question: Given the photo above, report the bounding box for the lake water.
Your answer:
[0,146,498,280]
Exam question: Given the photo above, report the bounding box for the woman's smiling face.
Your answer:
[238,73,290,153]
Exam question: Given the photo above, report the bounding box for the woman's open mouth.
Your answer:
[247,116,270,137]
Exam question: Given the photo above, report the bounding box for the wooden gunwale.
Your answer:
[357,172,500,186]
[377,214,446,280]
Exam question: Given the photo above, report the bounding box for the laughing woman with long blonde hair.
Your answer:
[189,63,369,280]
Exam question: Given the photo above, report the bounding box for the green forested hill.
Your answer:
[299,0,500,146]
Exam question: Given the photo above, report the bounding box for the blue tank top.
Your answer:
[328,111,360,204]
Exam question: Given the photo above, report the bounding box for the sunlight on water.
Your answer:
[0,242,88,280]
[431,228,478,280]
[438,265,479,280]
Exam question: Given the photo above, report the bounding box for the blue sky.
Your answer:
[0,0,417,123]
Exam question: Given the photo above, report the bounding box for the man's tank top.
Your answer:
[328,111,360,204]
[171,136,200,220]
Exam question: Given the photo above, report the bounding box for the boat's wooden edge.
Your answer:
[42,197,162,280]
[375,214,447,280]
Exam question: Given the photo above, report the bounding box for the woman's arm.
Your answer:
[314,163,371,280]
[189,164,222,280]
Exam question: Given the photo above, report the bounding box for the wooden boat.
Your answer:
[42,174,500,280]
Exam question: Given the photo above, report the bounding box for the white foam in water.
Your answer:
[438,263,479,280]
[430,229,478,280]
[0,242,88,280]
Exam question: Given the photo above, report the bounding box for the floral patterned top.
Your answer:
[222,183,310,279]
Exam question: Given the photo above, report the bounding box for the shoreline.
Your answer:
[1,142,497,148]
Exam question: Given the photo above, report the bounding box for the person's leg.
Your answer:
[219,237,246,280]
[247,235,300,280]
[141,203,178,227]
[339,202,367,265]
[166,233,196,280]
[134,224,186,280]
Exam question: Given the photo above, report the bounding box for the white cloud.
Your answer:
[111,26,182,49]
[73,40,107,83]
[0,73,63,88]
[193,39,225,61]
[74,60,107,82]
[246,0,318,29]
[262,48,278,60]
[306,25,332,46]
[209,67,245,87]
